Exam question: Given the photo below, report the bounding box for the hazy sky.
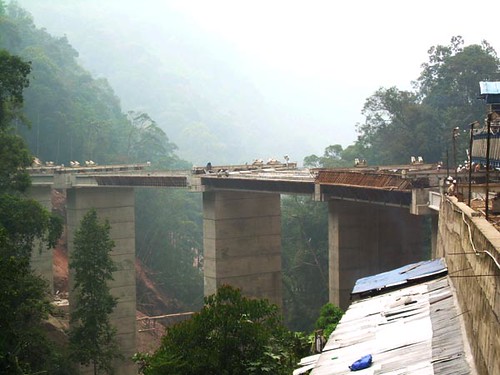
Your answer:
[18,0,500,152]
[165,0,500,146]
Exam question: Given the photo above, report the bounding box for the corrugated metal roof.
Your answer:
[351,258,447,296]
[302,274,474,375]
[479,81,500,95]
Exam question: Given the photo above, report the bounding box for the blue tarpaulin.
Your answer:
[351,258,447,296]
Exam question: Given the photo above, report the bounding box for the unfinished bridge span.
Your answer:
[28,162,441,374]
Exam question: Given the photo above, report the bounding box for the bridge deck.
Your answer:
[30,162,496,209]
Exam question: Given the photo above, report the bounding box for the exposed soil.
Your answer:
[49,190,186,353]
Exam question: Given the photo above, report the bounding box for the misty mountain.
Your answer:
[17,0,320,165]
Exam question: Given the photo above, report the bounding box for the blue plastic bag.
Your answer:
[349,354,372,371]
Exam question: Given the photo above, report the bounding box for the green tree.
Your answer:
[314,303,343,338]
[138,285,308,375]
[69,209,120,375]
[126,111,178,163]
[304,144,352,168]
[281,196,329,331]
[356,87,440,165]
[304,144,359,168]
[353,37,500,166]
[0,49,67,374]
[135,188,203,311]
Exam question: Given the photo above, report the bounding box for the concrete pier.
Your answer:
[203,191,282,308]
[328,200,425,309]
[66,187,136,375]
[27,186,54,294]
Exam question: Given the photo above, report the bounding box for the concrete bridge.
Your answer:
[28,162,444,374]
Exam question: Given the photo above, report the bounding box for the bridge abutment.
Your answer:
[203,190,282,308]
[66,187,136,375]
[328,200,425,309]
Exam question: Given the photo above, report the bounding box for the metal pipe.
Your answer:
[453,126,460,181]
[486,113,491,220]
[468,122,476,206]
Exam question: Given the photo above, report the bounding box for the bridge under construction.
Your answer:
[27,161,495,375]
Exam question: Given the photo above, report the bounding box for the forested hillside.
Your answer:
[5,0,500,338]
[0,1,204,314]
[17,0,295,165]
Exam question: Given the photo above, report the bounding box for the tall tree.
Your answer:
[416,36,500,162]
[356,87,440,164]
[0,48,66,374]
[69,209,120,375]
[354,37,500,165]
[137,285,308,375]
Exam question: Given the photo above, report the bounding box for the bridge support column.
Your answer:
[328,200,424,310]
[27,186,54,294]
[203,191,282,308]
[67,187,136,375]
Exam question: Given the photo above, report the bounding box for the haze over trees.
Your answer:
[2,2,500,370]
[0,1,203,314]
[305,36,500,169]
[0,46,70,374]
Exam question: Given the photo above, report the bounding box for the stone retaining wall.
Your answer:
[437,197,500,375]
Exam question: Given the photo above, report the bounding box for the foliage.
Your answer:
[0,48,32,192]
[354,36,500,166]
[1,2,204,310]
[0,48,68,374]
[126,111,177,164]
[138,285,309,375]
[69,209,120,375]
[356,87,440,164]
[281,196,329,331]
[303,144,352,168]
[0,48,30,123]
[135,188,203,310]
[314,303,343,338]
[0,2,170,166]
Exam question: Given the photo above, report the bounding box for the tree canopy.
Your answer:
[0,48,67,375]
[307,37,500,168]
[1,2,204,311]
[137,285,308,375]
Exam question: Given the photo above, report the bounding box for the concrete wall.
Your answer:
[203,190,282,308]
[328,200,426,310]
[437,197,500,375]
[27,186,54,294]
[66,187,136,375]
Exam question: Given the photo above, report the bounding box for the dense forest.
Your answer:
[2,1,500,372]
[0,1,204,314]
[17,0,299,166]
